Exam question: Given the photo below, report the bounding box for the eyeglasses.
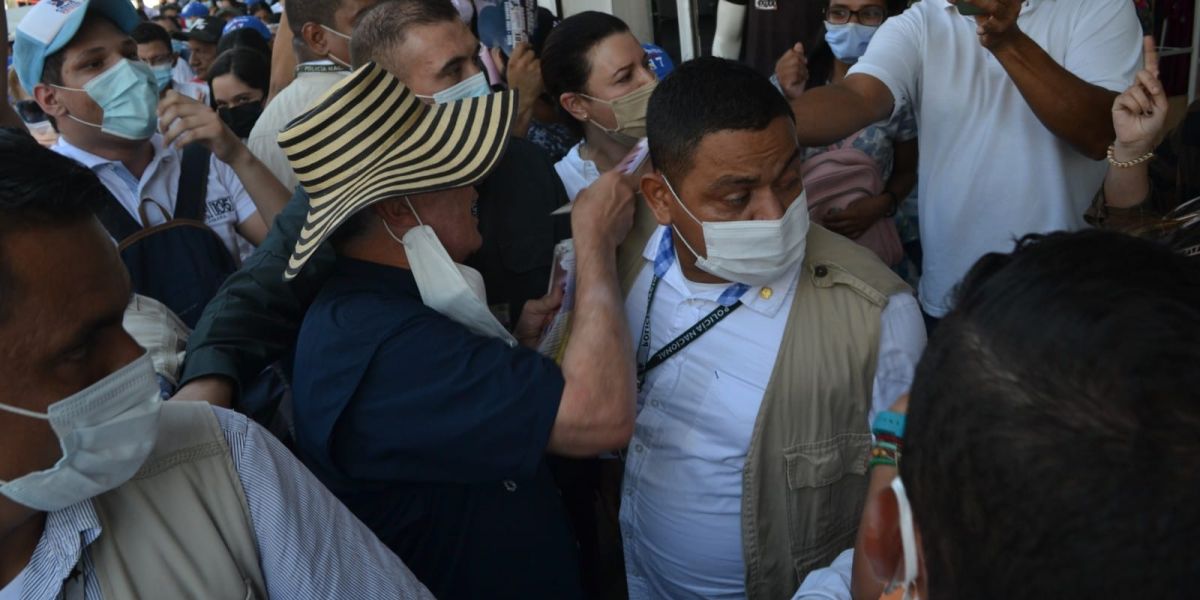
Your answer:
[823,5,887,26]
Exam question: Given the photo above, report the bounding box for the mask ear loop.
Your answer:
[889,476,920,600]
[380,196,421,244]
[662,171,705,260]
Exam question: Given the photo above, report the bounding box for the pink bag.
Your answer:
[801,144,904,266]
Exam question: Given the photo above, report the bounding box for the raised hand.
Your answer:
[1111,36,1168,161]
[774,43,809,100]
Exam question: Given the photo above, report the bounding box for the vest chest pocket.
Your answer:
[782,433,871,577]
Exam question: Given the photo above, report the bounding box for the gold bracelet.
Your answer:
[1107,145,1154,168]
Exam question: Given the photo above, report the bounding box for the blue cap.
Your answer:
[12,0,142,95]
[222,15,270,40]
[642,43,675,80]
[181,1,210,19]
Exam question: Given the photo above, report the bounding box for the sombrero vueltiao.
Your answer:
[278,62,516,280]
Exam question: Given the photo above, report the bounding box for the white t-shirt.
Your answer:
[848,0,1141,316]
[52,135,259,263]
[0,567,26,600]
[553,141,601,201]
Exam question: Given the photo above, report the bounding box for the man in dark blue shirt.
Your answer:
[282,61,638,599]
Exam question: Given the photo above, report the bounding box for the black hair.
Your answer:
[902,230,1200,599]
[539,11,629,137]
[646,56,793,181]
[206,47,270,96]
[286,0,346,36]
[349,0,458,69]
[131,21,173,50]
[217,27,273,57]
[0,128,113,319]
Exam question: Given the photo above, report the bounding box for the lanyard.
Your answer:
[636,276,743,390]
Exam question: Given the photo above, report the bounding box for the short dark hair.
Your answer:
[286,0,347,36]
[0,128,112,320]
[903,230,1200,599]
[131,21,173,50]
[217,27,273,57]
[206,48,271,96]
[539,11,628,137]
[646,57,793,181]
[349,0,458,69]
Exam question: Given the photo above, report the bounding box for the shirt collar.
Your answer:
[334,255,420,297]
[641,225,798,318]
[23,500,102,591]
[52,134,173,172]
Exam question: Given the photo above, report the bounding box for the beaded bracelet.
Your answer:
[869,445,899,469]
[1106,145,1154,168]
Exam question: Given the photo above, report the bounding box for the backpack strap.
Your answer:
[174,145,212,221]
[94,192,143,242]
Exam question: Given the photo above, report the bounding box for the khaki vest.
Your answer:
[617,220,910,600]
[89,401,268,599]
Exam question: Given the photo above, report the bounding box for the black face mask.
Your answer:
[219,102,264,139]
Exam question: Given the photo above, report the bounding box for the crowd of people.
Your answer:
[0,0,1197,598]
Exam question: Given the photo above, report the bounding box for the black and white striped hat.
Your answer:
[277,62,516,280]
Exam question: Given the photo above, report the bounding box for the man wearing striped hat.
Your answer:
[275,63,639,599]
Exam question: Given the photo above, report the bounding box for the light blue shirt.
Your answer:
[6,406,434,600]
[621,226,926,600]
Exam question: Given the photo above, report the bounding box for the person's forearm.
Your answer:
[512,101,535,138]
[556,238,636,455]
[790,82,892,147]
[1101,143,1152,208]
[181,189,331,392]
[268,11,297,104]
[226,144,289,224]
[991,32,1118,160]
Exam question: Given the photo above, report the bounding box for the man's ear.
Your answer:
[559,92,588,122]
[300,21,329,56]
[373,197,419,230]
[33,84,67,119]
[640,170,675,227]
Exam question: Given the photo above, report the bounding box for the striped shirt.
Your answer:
[5,406,434,600]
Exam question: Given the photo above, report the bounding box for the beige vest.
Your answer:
[617,220,909,600]
[89,401,268,599]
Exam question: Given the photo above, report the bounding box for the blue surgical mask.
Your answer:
[824,22,878,65]
[54,59,160,140]
[152,63,174,92]
[420,71,492,105]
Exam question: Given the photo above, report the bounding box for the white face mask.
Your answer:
[381,199,517,346]
[889,476,921,600]
[662,175,810,287]
[416,71,492,105]
[0,354,162,512]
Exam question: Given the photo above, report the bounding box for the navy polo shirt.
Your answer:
[291,256,582,600]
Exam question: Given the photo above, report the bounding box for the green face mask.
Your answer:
[581,79,657,146]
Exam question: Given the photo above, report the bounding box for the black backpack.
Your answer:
[94,145,236,328]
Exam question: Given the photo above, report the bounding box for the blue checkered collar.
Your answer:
[642,226,798,317]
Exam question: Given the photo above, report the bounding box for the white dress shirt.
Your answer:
[620,226,926,600]
[52,134,258,262]
[0,406,434,600]
[849,0,1141,316]
[246,62,349,193]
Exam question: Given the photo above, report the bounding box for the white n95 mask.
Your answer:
[381,200,517,346]
[0,354,162,512]
[662,175,810,287]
